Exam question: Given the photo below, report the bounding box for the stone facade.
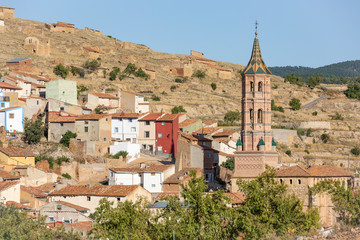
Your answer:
[45,22,75,33]
[0,6,15,19]
[24,37,50,56]
[0,19,4,33]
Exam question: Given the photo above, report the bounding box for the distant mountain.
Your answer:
[269,60,360,81]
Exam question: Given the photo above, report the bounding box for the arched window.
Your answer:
[249,109,254,122]
[258,109,263,123]
[258,82,263,92]
[250,82,254,92]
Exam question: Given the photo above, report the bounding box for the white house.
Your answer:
[0,181,20,204]
[109,141,140,162]
[0,91,10,110]
[111,113,140,143]
[109,164,175,193]
[0,106,24,133]
[48,185,152,213]
[2,75,32,97]
[0,82,22,94]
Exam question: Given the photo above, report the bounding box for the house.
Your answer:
[138,113,164,154]
[211,129,240,155]
[203,146,219,182]
[0,91,10,110]
[0,148,35,166]
[0,106,24,133]
[0,169,20,181]
[193,127,223,138]
[6,58,32,72]
[23,96,47,119]
[203,63,232,79]
[63,221,93,239]
[47,111,77,142]
[276,165,353,227]
[176,133,204,172]
[202,120,218,128]
[179,119,202,134]
[2,75,32,97]
[47,98,91,116]
[0,19,4,33]
[163,168,202,192]
[48,184,152,213]
[0,82,22,94]
[40,201,91,223]
[10,72,54,86]
[156,114,180,158]
[10,165,58,186]
[121,90,149,113]
[83,46,101,59]
[45,21,75,33]
[111,113,140,142]
[20,185,47,210]
[109,164,175,193]
[46,79,77,105]
[0,6,15,19]
[87,92,120,110]
[0,181,20,204]
[143,68,156,80]
[24,37,51,56]
[75,114,111,156]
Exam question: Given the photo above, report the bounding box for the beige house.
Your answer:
[138,113,164,154]
[86,92,120,110]
[276,165,353,227]
[45,21,75,33]
[143,68,156,80]
[47,111,76,142]
[0,181,20,204]
[20,185,47,210]
[24,37,51,56]
[47,98,91,116]
[163,168,202,192]
[0,6,15,19]
[11,165,58,187]
[23,96,47,119]
[40,201,91,223]
[176,133,204,172]
[2,75,32,97]
[121,91,149,113]
[49,185,152,213]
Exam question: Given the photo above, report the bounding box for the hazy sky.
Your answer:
[3,0,359,68]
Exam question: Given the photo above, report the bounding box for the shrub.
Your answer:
[344,82,360,99]
[24,116,44,144]
[312,111,318,116]
[224,111,241,125]
[35,155,54,169]
[170,85,177,92]
[192,70,206,79]
[171,106,186,114]
[62,173,72,179]
[297,129,305,137]
[103,69,107,78]
[134,68,149,78]
[123,63,137,76]
[220,157,234,170]
[175,78,183,83]
[306,128,312,137]
[113,151,128,159]
[271,100,284,112]
[53,64,69,79]
[151,94,160,101]
[284,73,304,86]
[77,85,89,96]
[60,131,77,147]
[105,87,116,92]
[332,113,344,120]
[161,91,167,95]
[321,133,330,143]
[351,147,360,156]
[56,156,70,165]
[289,98,301,110]
[305,149,310,154]
[109,67,120,81]
[211,83,217,90]
[285,150,292,156]
[83,59,100,72]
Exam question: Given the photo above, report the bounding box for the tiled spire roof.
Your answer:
[242,35,271,75]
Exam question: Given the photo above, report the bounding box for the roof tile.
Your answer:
[49,185,141,197]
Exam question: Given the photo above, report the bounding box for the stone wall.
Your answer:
[24,37,50,56]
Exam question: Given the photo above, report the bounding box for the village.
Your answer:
[0,5,359,239]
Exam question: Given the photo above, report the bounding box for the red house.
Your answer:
[156,114,180,158]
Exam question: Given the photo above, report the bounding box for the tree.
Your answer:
[171,105,186,114]
[123,63,137,76]
[53,64,69,79]
[351,147,360,156]
[109,67,120,81]
[192,70,206,79]
[271,100,284,112]
[224,110,241,125]
[344,82,360,99]
[235,167,320,239]
[211,83,217,90]
[289,98,301,110]
[83,59,100,72]
[284,73,304,86]
[134,68,149,78]
[60,130,77,147]
[24,116,44,144]
[321,133,330,143]
[113,151,128,159]
[151,94,160,101]
[306,75,321,89]
[220,157,234,170]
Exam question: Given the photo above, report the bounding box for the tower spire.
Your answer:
[255,20,258,38]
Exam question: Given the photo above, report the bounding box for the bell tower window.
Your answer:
[258,109,263,123]
[258,82,263,92]
[250,109,254,122]
[250,82,254,92]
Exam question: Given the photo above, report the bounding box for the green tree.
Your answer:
[60,130,77,147]
[271,99,284,112]
[62,173,72,179]
[351,147,360,156]
[134,68,149,78]
[83,59,100,72]
[113,151,128,159]
[220,157,234,170]
[24,116,44,144]
[211,83,217,90]
[284,73,304,86]
[224,110,241,125]
[321,133,330,143]
[345,82,360,99]
[192,70,206,79]
[151,94,160,101]
[171,105,186,114]
[289,98,301,110]
[109,67,120,81]
[306,75,321,89]
[53,64,69,79]
[123,63,137,76]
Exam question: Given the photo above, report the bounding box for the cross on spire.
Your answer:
[255,20,258,37]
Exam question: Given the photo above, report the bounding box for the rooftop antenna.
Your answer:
[255,20,258,38]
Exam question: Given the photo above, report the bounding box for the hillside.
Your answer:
[269,60,360,80]
[2,17,360,169]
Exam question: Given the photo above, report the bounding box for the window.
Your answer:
[114,127,119,133]
[258,82,263,92]
[126,138,131,141]
[161,122,165,125]
[151,184,156,188]
[85,121,89,124]
[60,123,64,127]
[249,109,254,122]
[151,173,155,176]
[250,81,254,92]
[158,133,163,138]
[290,179,293,184]
[104,138,106,141]
[145,131,150,138]
[49,216,54,222]
[298,179,301,184]
[145,121,150,125]
[117,197,121,201]
[37,100,39,105]
[258,109,263,123]
[87,196,91,201]
[280,179,283,184]
[129,119,132,122]
[60,107,64,111]
[84,126,88,132]
[1,103,4,108]
[9,113,14,119]
[142,144,147,149]
[131,127,136,132]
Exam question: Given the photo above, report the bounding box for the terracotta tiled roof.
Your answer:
[0,106,22,112]
[83,46,100,53]
[76,114,108,120]
[55,201,89,211]
[90,92,119,99]
[48,112,77,123]
[179,132,198,141]
[64,221,93,232]
[6,75,32,84]
[0,169,19,179]
[225,192,245,204]
[110,164,173,173]
[31,83,46,88]
[202,120,217,126]
[179,119,201,129]
[111,112,140,118]
[157,114,180,121]
[18,98,27,102]
[13,72,52,81]
[21,185,47,198]
[139,113,163,121]
[6,201,32,209]
[156,192,180,201]
[0,181,19,192]
[203,63,231,72]
[194,127,223,135]
[0,147,34,157]
[55,21,74,28]
[218,151,234,157]
[212,129,236,137]
[35,183,55,193]
[0,82,22,90]
[49,185,141,197]
[213,137,231,144]
[164,168,202,184]
[276,165,353,178]
[187,55,216,63]
[29,96,45,100]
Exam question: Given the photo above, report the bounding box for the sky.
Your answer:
[2,0,359,68]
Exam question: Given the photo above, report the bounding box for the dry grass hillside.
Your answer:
[1,18,360,169]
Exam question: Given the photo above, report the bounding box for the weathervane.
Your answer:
[255,20,258,37]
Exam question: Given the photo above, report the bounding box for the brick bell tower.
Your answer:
[231,24,278,192]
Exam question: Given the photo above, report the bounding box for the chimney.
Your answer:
[140,163,146,168]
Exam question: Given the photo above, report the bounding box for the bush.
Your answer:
[35,155,54,169]
[271,100,284,112]
[285,150,292,156]
[312,111,318,116]
[171,105,186,114]
[211,83,217,90]
[151,94,160,101]
[103,69,107,78]
[109,67,120,81]
[56,156,70,165]
[344,82,360,99]
[60,131,77,147]
[161,91,167,95]
[175,78,183,83]
[297,129,305,137]
[170,85,177,92]
[83,59,100,72]
[321,133,330,143]
[53,64,69,79]
[134,68,149,78]
[220,157,234,170]
[332,113,344,120]
[306,128,312,137]
[289,98,301,110]
[62,173,72,179]
[284,73,304,86]
[305,149,310,154]
[113,151,128,159]
[24,117,44,144]
[192,70,206,79]
[105,87,116,92]
[123,63,137,76]
[224,111,241,125]
[351,147,360,156]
